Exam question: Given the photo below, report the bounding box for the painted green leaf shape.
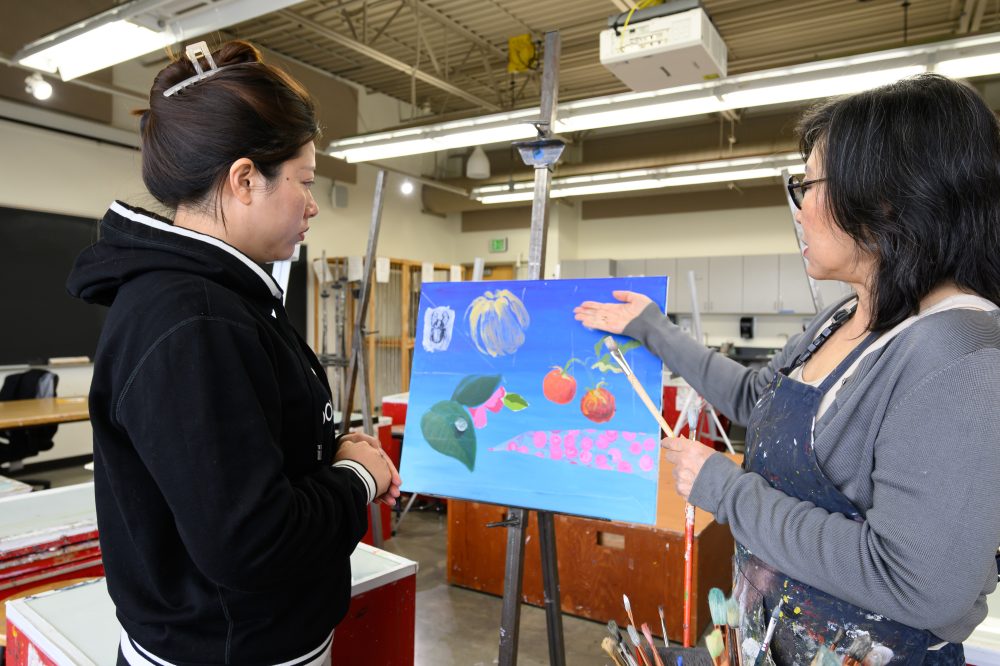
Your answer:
[592,339,642,373]
[420,400,477,471]
[451,374,502,407]
[502,393,529,411]
[592,338,641,356]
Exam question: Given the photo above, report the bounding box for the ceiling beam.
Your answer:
[278,9,500,112]
[410,0,506,61]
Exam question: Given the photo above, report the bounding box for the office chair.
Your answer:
[0,369,59,490]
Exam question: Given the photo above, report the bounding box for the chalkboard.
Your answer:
[0,206,308,366]
[0,207,104,366]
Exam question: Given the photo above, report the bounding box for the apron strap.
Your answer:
[787,304,858,370]
[817,330,881,393]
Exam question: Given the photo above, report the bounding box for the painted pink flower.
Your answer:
[470,405,488,429]
[484,386,507,413]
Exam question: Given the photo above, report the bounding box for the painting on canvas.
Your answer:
[400,277,667,524]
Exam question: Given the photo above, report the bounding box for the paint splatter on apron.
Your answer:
[733,309,965,665]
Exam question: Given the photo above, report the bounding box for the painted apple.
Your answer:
[580,384,615,423]
[543,367,577,404]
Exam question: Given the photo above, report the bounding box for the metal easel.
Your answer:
[489,31,566,666]
[338,169,388,547]
[670,270,736,454]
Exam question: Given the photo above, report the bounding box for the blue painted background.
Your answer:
[400,277,667,525]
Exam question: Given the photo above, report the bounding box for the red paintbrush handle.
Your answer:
[683,502,695,648]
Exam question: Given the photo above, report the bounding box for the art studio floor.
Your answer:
[40,465,613,665]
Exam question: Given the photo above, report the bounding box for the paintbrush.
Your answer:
[603,335,699,648]
[628,624,653,666]
[842,633,872,666]
[681,402,703,646]
[707,588,730,666]
[726,596,741,666]
[624,594,639,632]
[642,623,667,666]
[751,598,783,666]
[609,620,639,666]
[807,628,843,666]
[658,605,670,648]
[604,636,628,666]
[706,628,725,665]
[603,337,676,438]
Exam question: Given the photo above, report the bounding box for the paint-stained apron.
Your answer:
[732,313,965,666]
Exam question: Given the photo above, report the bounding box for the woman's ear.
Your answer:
[227,158,257,205]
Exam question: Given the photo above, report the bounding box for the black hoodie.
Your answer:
[67,201,373,664]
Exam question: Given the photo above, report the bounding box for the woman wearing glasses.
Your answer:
[575,73,1000,665]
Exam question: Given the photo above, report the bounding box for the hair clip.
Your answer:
[163,41,231,98]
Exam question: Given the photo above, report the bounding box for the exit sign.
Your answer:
[489,237,508,253]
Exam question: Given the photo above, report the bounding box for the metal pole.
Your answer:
[498,508,528,665]
[781,168,824,312]
[341,169,387,436]
[498,30,565,666]
[341,170,387,546]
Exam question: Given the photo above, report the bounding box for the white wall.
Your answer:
[575,205,798,258]
[451,202,578,279]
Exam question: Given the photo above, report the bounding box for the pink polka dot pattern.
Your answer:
[489,430,659,480]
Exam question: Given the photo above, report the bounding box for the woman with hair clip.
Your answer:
[576,73,1000,665]
[68,41,401,665]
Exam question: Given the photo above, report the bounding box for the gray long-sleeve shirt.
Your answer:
[624,301,1000,642]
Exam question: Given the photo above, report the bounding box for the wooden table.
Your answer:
[0,397,89,430]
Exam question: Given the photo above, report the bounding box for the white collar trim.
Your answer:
[109,201,282,300]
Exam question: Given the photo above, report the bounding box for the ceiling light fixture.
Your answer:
[400,180,415,196]
[327,32,1000,163]
[470,153,805,204]
[24,73,53,101]
[15,0,304,81]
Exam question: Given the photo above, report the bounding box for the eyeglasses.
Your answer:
[787,175,826,210]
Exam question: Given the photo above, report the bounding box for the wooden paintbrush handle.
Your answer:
[621,370,675,438]
[683,502,695,647]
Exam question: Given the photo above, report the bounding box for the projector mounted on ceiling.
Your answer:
[600,0,727,92]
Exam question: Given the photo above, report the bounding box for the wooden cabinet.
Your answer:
[447,451,739,643]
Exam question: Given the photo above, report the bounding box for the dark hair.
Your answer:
[797,73,1000,331]
[136,41,319,217]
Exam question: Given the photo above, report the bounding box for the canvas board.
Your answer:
[400,277,667,524]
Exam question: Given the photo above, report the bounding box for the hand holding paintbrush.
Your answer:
[603,336,705,648]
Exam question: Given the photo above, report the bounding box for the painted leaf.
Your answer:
[420,400,477,471]
[592,338,641,356]
[502,393,529,411]
[451,374,503,407]
[591,355,622,373]
[591,339,643,373]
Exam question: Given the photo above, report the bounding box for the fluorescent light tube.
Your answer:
[19,20,174,80]
[721,66,926,108]
[472,155,803,203]
[15,0,305,81]
[935,54,1000,79]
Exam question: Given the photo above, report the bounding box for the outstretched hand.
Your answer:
[573,290,656,334]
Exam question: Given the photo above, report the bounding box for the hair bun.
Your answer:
[149,40,263,101]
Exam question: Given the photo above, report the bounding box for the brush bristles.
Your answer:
[726,597,739,627]
[706,629,724,659]
[708,587,727,626]
[604,336,619,351]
